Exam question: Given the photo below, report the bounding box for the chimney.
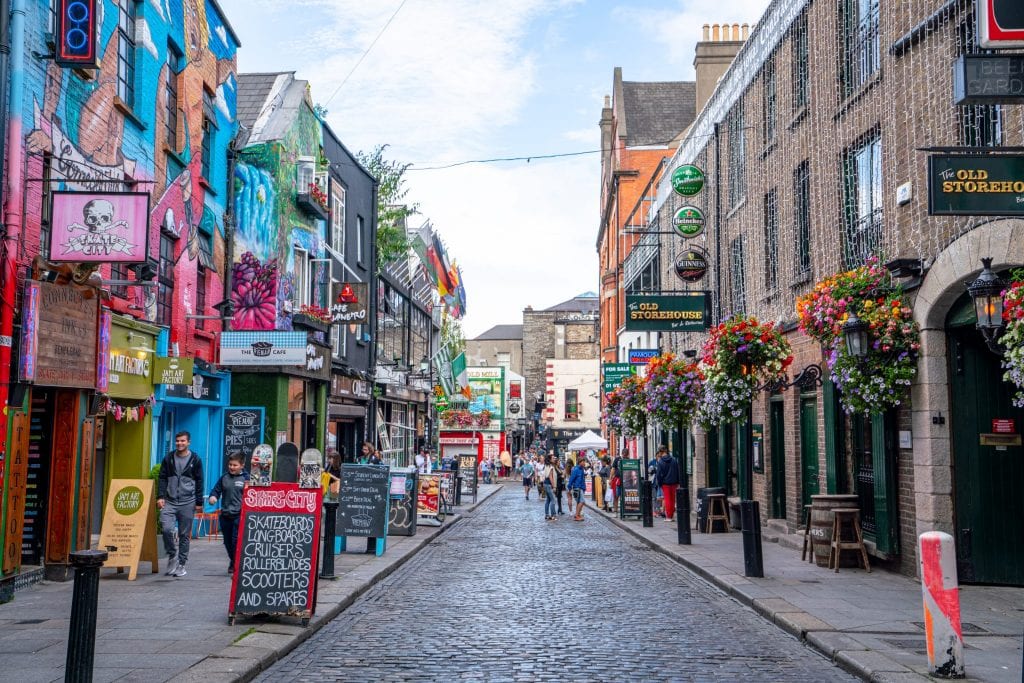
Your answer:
[693,20,749,115]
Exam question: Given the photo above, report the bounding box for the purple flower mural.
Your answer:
[231,252,278,330]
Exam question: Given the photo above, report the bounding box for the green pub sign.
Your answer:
[928,154,1024,216]
[671,165,705,197]
[625,293,709,332]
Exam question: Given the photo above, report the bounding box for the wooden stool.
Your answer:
[828,508,870,572]
[800,504,813,563]
[705,493,729,534]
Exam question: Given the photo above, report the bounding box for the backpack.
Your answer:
[522,463,534,478]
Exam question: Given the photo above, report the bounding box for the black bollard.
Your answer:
[455,476,463,506]
[641,480,654,527]
[676,486,691,545]
[65,549,108,683]
[320,500,339,579]
[740,500,765,578]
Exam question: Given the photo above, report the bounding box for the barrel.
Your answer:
[697,487,727,532]
[810,494,860,567]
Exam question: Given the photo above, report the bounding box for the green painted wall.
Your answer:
[231,374,288,444]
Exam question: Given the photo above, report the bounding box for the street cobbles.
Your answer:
[258,486,857,682]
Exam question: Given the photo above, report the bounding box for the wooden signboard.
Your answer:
[19,280,98,388]
[335,464,390,542]
[75,418,95,551]
[3,412,30,573]
[387,471,418,537]
[223,407,264,470]
[98,479,159,580]
[228,483,322,625]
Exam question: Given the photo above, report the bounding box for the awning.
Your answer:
[329,402,367,419]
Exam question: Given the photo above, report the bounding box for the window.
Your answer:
[794,161,811,277]
[331,181,346,254]
[957,19,1002,148]
[332,316,347,359]
[165,46,181,150]
[194,271,206,331]
[200,89,216,180]
[729,236,746,315]
[356,215,365,263]
[792,12,809,112]
[293,247,310,308]
[843,0,880,96]
[410,308,429,373]
[763,189,778,291]
[40,153,52,260]
[157,232,176,326]
[842,133,883,267]
[297,157,315,193]
[117,0,137,108]
[727,102,745,208]
[763,56,776,143]
[564,389,579,420]
[110,262,129,299]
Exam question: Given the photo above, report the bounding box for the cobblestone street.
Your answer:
[259,487,857,681]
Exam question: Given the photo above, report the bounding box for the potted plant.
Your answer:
[999,271,1024,405]
[292,303,333,333]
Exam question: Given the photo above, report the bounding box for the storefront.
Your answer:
[438,433,480,467]
[10,280,102,579]
[377,384,428,467]
[328,374,370,462]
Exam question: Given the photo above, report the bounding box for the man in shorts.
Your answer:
[521,457,535,499]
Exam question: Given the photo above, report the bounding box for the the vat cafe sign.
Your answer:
[625,293,709,332]
[928,154,1024,216]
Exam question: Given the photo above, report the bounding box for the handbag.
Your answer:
[604,487,613,503]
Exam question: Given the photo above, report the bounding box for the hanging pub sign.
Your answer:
[625,293,709,332]
[219,331,306,365]
[670,164,705,197]
[153,356,194,385]
[55,0,99,68]
[48,191,150,263]
[952,54,1024,105]
[330,282,369,323]
[928,154,1024,216]
[673,205,706,239]
[979,0,1024,49]
[674,249,709,282]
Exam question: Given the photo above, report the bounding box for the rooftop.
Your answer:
[473,324,524,341]
[621,80,696,147]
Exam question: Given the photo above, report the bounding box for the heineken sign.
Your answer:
[674,249,708,282]
[602,363,635,393]
[671,165,705,197]
[673,205,705,238]
[928,154,1024,216]
[625,293,709,332]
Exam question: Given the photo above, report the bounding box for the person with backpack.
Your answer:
[521,457,535,499]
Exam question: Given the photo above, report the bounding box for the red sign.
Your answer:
[992,419,1016,434]
[509,381,522,399]
[979,0,1024,48]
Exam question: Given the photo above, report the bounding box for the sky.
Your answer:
[217,0,772,338]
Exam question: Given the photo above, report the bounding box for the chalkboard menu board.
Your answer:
[336,464,389,538]
[620,459,642,518]
[223,407,264,469]
[458,453,478,501]
[228,483,322,623]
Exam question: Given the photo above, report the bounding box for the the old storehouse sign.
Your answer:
[673,206,705,238]
[674,249,709,282]
[49,191,150,263]
[625,293,708,332]
[928,154,1024,215]
[671,165,705,197]
[330,283,368,323]
[979,0,1024,49]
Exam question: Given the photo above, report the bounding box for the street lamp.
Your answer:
[967,257,1006,353]
[843,312,870,359]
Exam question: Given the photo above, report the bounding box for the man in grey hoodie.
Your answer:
[157,431,204,577]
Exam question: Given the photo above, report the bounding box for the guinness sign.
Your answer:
[674,250,708,282]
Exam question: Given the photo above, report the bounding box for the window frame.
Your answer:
[156,231,176,326]
[165,45,181,151]
[792,12,809,112]
[727,102,746,209]
[116,0,137,108]
[763,55,776,144]
[200,88,216,181]
[564,389,579,421]
[293,247,310,308]
[841,132,883,268]
[356,215,365,264]
[729,236,747,315]
[794,161,812,277]
[842,0,880,96]
[331,181,346,255]
[763,189,778,292]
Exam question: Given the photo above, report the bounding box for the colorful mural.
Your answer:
[231,77,330,331]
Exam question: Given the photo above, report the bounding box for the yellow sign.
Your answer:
[153,356,194,385]
[98,479,159,580]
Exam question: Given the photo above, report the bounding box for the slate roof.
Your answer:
[473,324,523,341]
[621,81,696,147]
[237,72,307,146]
[542,294,599,313]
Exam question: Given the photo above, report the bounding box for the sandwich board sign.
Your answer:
[98,479,159,580]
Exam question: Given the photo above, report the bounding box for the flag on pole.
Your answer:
[451,351,470,398]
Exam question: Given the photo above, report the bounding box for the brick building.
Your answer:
[639,0,1024,583]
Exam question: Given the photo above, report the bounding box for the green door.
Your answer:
[800,396,820,508]
[707,428,723,488]
[949,326,1024,585]
[770,400,786,519]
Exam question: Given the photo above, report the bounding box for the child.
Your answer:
[208,452,248,573]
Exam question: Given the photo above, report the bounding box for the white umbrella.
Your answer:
[566,430,609,451]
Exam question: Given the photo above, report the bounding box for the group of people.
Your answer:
[517,451,588,521]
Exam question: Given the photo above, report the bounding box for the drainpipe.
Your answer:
[0,0,12,210]
[367,180,379,444]
[0,0,27,452]
[221,134,240,332]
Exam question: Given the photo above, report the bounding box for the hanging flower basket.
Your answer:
[440,409,474,428]
[644,353,704,428]
[796,257,920,414]
[473,409,492,427]
[699,315,793,427]
[601,374,647,436]
[1000,274,1024,406]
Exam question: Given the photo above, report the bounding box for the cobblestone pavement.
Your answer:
[258,486,857,682]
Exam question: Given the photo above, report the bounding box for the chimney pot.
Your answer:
[702,24,710,41]
[742,23,750,39]
[733,23,740,40]
[712,23,720,41]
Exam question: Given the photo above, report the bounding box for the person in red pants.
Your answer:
[655,446,680,520]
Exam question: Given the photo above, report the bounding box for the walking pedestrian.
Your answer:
[481,457,491,484]
[542,454,558,521]
[655,446,680,521]
[521,457,535,500]
[207,451,248,573]
[568,456,587,521]
[554,458,566,515]
[157,431,204,578]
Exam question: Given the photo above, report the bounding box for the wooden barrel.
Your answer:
[810,495,859,567]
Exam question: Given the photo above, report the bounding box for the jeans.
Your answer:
[160,502,196,565]
[220,513,240,566]
[543,482,556,518]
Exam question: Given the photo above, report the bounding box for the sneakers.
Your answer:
[164,559,177,576]
[171,563,187,577]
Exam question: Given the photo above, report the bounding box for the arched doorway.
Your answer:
[947,292,1024,584]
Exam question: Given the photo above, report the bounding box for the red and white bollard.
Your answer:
[918,531,965,679]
